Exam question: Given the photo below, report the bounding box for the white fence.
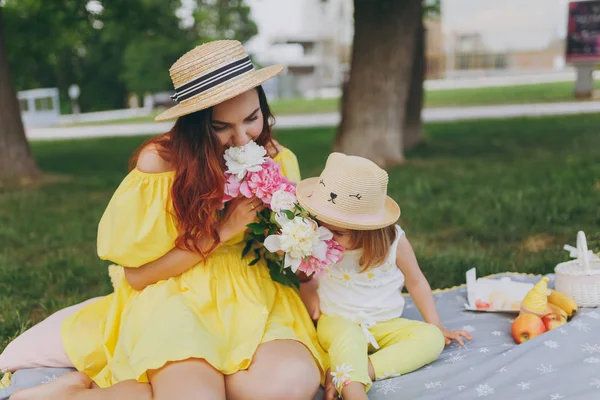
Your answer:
[58,107,152,125]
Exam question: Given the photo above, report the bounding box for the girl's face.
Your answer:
[318,221,354,250]
[211,89,264,148]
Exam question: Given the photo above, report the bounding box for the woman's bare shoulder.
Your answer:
[136,143,172,173]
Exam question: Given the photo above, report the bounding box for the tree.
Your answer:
[0,7,40,181]
[3,0,258,112]
[120,0,258,96]
[404,0,441,150]
[334,0,438,167]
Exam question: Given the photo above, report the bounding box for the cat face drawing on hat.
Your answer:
[296,153,401,232]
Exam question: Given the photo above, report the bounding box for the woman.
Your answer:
[12,40,325,400]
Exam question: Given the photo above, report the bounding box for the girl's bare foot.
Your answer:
[10,372,92,400]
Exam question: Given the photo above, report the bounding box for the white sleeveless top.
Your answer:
[318,225,406,349]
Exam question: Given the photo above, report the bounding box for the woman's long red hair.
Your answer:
[130,86,275,259]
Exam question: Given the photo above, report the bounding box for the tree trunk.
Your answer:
[0,7,40,182]
[403,5,425,151]
[334,0,422,167]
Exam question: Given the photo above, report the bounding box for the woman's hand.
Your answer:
[439,327,472,346]
[218,196,265,243]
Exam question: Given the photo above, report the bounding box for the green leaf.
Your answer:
[285,269,301,289]
[241,240,253,258]
[247,223,266,235]
[269,211,278,224]
[249,257,261,266]
[282,209,295,220]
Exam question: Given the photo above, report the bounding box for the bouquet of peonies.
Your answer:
[222,142,344,287]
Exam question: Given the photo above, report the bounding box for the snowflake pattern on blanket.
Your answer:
[2,274,600,400]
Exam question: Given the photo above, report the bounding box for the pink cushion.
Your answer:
[0,297,102,373]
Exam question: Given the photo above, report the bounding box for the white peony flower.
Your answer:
[264,215,332,272]
[270,190,297,213]
[223,141,267,180]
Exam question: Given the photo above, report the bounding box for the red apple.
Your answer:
[542,313,567,331]
[511,313,547,344]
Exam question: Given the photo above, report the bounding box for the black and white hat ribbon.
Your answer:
[170,56,255,103]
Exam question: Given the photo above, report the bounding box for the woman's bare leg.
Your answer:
[148,358,225,400]
[225,340,320,400]
[9,372,152,400]
[10,358,225,400]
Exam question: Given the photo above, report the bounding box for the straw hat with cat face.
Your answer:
[155,40,283,122]
[296,153,401,230]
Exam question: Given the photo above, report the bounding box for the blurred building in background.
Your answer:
[248,0,353,99]
[248,0,444,99]
[442,0,569,77]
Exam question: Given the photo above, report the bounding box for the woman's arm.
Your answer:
[124,238,218,291]
[396,235,471,345]
[124,194,263,290]
[124,148,209,290]
[124,149,265,289]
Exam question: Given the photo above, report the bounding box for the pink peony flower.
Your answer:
[279,178,297,196]
[298,256,327,277]
[222,172,242,203]
[325,239,345,264]
[240,158,294,205]
[297,239,344,277]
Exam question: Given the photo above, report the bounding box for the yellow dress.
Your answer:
[61,148,326,388]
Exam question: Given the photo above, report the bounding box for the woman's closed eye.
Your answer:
[211,124,228,132]
[211,109,260,131]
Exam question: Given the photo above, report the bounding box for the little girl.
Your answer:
[296,153,471,400]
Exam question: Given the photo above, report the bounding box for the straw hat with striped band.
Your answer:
[296,153,401,231]
[155,40,283,122]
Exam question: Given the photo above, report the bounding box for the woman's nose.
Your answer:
[232,127,251,146]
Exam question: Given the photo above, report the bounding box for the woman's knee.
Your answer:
[226,341,321,400]
[266,356,320,400]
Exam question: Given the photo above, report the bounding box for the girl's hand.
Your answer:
[324,369,338,400]
[440,327,472,346]
[219,196,265,243]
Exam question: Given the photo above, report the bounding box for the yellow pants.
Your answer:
[317,314,445,394]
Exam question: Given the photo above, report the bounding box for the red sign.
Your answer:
[566,0,600,63]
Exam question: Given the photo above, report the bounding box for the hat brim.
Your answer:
[296,177,401,231]
[155,64,284,122]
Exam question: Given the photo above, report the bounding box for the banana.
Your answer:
[521,277,549,315]
[547,289,578,319]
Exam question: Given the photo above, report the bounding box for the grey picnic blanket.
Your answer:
[1,273,599,399]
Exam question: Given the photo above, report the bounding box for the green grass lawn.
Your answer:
[63,80,600,126]
[2,115,600,349]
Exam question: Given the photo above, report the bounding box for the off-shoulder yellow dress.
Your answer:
[61,148,325,388]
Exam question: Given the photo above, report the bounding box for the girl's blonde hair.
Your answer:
[348,225,397,272]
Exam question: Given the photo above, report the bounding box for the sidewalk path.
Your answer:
[26,100,600,141]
